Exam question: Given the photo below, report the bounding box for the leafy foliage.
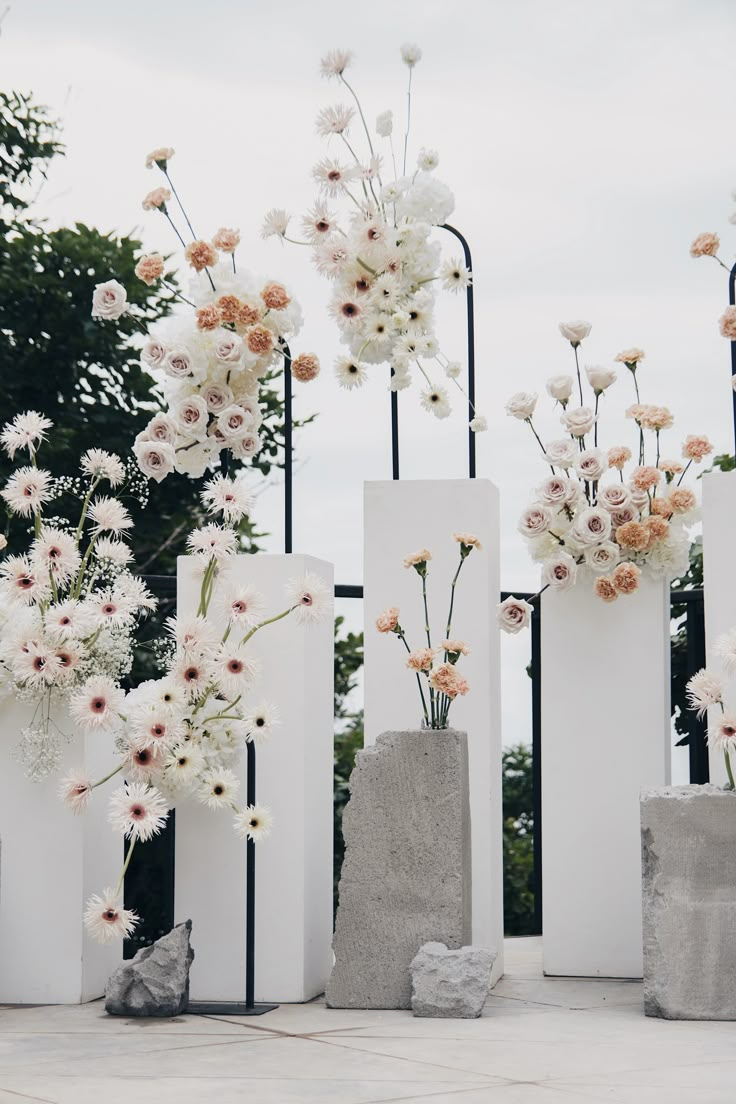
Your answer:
[0,91,62,216]
[502,743,537,936]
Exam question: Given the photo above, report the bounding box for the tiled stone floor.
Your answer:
[1,938,733,1103]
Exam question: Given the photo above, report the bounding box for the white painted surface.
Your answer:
[363,479,504,985]
[702,470,735,786]
[0,705,120,1003]
[175,553,334,1003]
[541,575,671,978]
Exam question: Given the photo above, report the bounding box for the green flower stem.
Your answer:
[240,606,295,647]
[200,695,242,726]
[527,418,555,474]
[676,459,692,487]
[397,627,429,726]
[594,393,600,448]
[573,345,583,405]
[114,836,138,899]
[92,762,124,789]
[726,750,735,791]
[74,476,102,543]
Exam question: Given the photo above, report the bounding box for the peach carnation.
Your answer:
[453,532,482,549]
[185,240,218,272]
[615,521,650,552]
[429,661,469,698]
[403,548,432,568]
[212,227,240,253]
[142,187,171,211]
[237,302,262,328]
[719,306,736,340]
[626,404,647,423]
[217,295,242,324]
[658,459,684,476]
[261,282,291,310]
[134,253,165,286]
[246,325,274,355]
[631,465,661,492]
[690,232,720,258]
[669,487,697,515]
[442,639,470,656]
[145,146,174,169]
[682,434,713,462]
[651,497,674,518]
[196,304,222,331]
[406,648,435,672]
[612,562,641,595]
[615,348,645,366]
[640,406,673,432]
[594,576,618,602]
[375,607,400,633]
[291,354,320,382]
[608,446,632,470]
[645,516,670,543]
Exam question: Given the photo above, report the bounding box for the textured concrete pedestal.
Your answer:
[327,729,472,1010]
[641,785,736,1020]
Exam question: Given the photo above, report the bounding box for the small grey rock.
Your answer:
[410,942,495,1018]
[105,920,194,1017]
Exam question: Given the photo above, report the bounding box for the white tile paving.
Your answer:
[0,938,732,1104]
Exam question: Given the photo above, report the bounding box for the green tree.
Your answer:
[333,617,364,911]
[502,743,536,936]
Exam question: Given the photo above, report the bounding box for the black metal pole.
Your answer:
[245,740,257,1007]
[686,598,710,784]
[390,371,400,480]
[530,597,543,936]
[283,341,293,552]
[441,224,477,479]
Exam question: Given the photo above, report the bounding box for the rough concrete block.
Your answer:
[327,729,472,1009]
[105,921,194,1017]
[641,785,736,1019]
[410,942,496,1018]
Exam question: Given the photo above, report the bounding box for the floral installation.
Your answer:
[498,321,712,633]
[91,146,319,483]
[55,472,332,943]
[0,411,155,779]
[375,532,480,729]
[262,45,485,431]
[688,218,736,353]
[686,628,736,790]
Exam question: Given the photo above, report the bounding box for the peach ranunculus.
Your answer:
[212,227,240,253]
[630,465,661,492]
[690,232,720,258]
[608,446,632,470]
[682,434,713,462]
[134,253,165,286]
[406,647,435,672]
[615,347,645,367]
[145,146,175,169]
[195,304,222,331]
[594,576,618,602]
[142,187,171,211]
[615,521,650,552]
[291,354,321,382]
[668,488,697,515]
[185,240,218,272]
[261,282,291,310]
[612,562,641,595]
[375,607,400,633]
[246,325,274,356]
[719,306,736,340]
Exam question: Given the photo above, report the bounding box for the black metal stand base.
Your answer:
[187,1001,279,1017]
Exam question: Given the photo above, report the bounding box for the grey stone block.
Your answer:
[641,785,736,1020]
[105,920,194,1017]
[410,941,495,1018]
[327,729,472,1010]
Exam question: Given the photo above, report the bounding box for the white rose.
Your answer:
[571,506,612,546]
[610,503,638,526]
[628,484,650,509]
[497,596,534,635]
[174,439,217,479]
[91,279,128,321]
[172,395,209,440]
[376,110,393,137]
[575,448,606,481]
[562,406,596,438]
[585,364,617,392]
[231,432,262,459]
[506,391,538,420]
[213,331,244,365]
[544,438,578,468]
[535,475,578,508]
[201,382,234,413]
[217,405,254,439]
[235,397,264,430]
[145,413,177,445]
[559,319,591,345]
[518,505,554,539]
[542,551,578,591]
[597,484,632,512]
[141,338,168,369]
[469,415,488,433]
[546,375,574,403]
[585,541,620,573]
[133,438,175,483]
[164,348,195,380]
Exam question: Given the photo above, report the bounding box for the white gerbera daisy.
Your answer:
[686,669,724,719]
[94,537,134,567]
[314,241,352,279]
[417,147,439,171]
[215,645,260,699]
[59,770,93,815]
[440,258,472,293]
[14,642,61,688]
[172,655,212,701]
[113,575,157,613]
[201,474,254,523]
[165,742,206,791]
[334,356,368,390]
[315,103,355,137]
[199,768,240,810]
[244,700,281,744]
[300,203,337,241]
[83,888,139,943]
[0,411,53,459]
[420,386,452,419]
[130,707,186,753]
[312,158,353,196]
[80,449,125,487]
[108,782,169,841]
[0,554,49,605]
[31,527,81,584]
[219,583,266,630]
[123,744,163,784]
[285,571,332,625]
[69,675,125,731]
[708,714,736,753]
[234,803,273,842]
[166,615,219,658]
[186,523,238,563]
[328,297,364,329]
[1,466,54,517]
[88,496,133,536]
[260,208,291,240]
[88,591,135,628]
[320,48,353,79]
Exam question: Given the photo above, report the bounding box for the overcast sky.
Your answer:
[4,0,735,772]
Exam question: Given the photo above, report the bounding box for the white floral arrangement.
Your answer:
[261,45,486,431]
[686,629,736,790]
[91,147,320,483]
[0,412,156,777]
[497,321,713,635]
[53,472,331,943]
[374,532,480,729]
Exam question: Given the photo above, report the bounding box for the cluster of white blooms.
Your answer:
[0,413,155,779]
[91,147,319,484]
[686,628,736,788]
[262,45,486,431]
[497,324,712,633]
[61,472,333,944]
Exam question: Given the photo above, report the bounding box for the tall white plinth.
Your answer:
[541,576,671,978]
[175,553,334,1003]
[363,479,504,985]
[0,705,121,1003]
[703,470,736,785]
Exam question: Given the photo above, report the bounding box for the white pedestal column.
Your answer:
[541,576,671,978]
[363,479,504,985]
[702,470,736,785]
[0,705,121,1004]
[175,553,334,1003]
